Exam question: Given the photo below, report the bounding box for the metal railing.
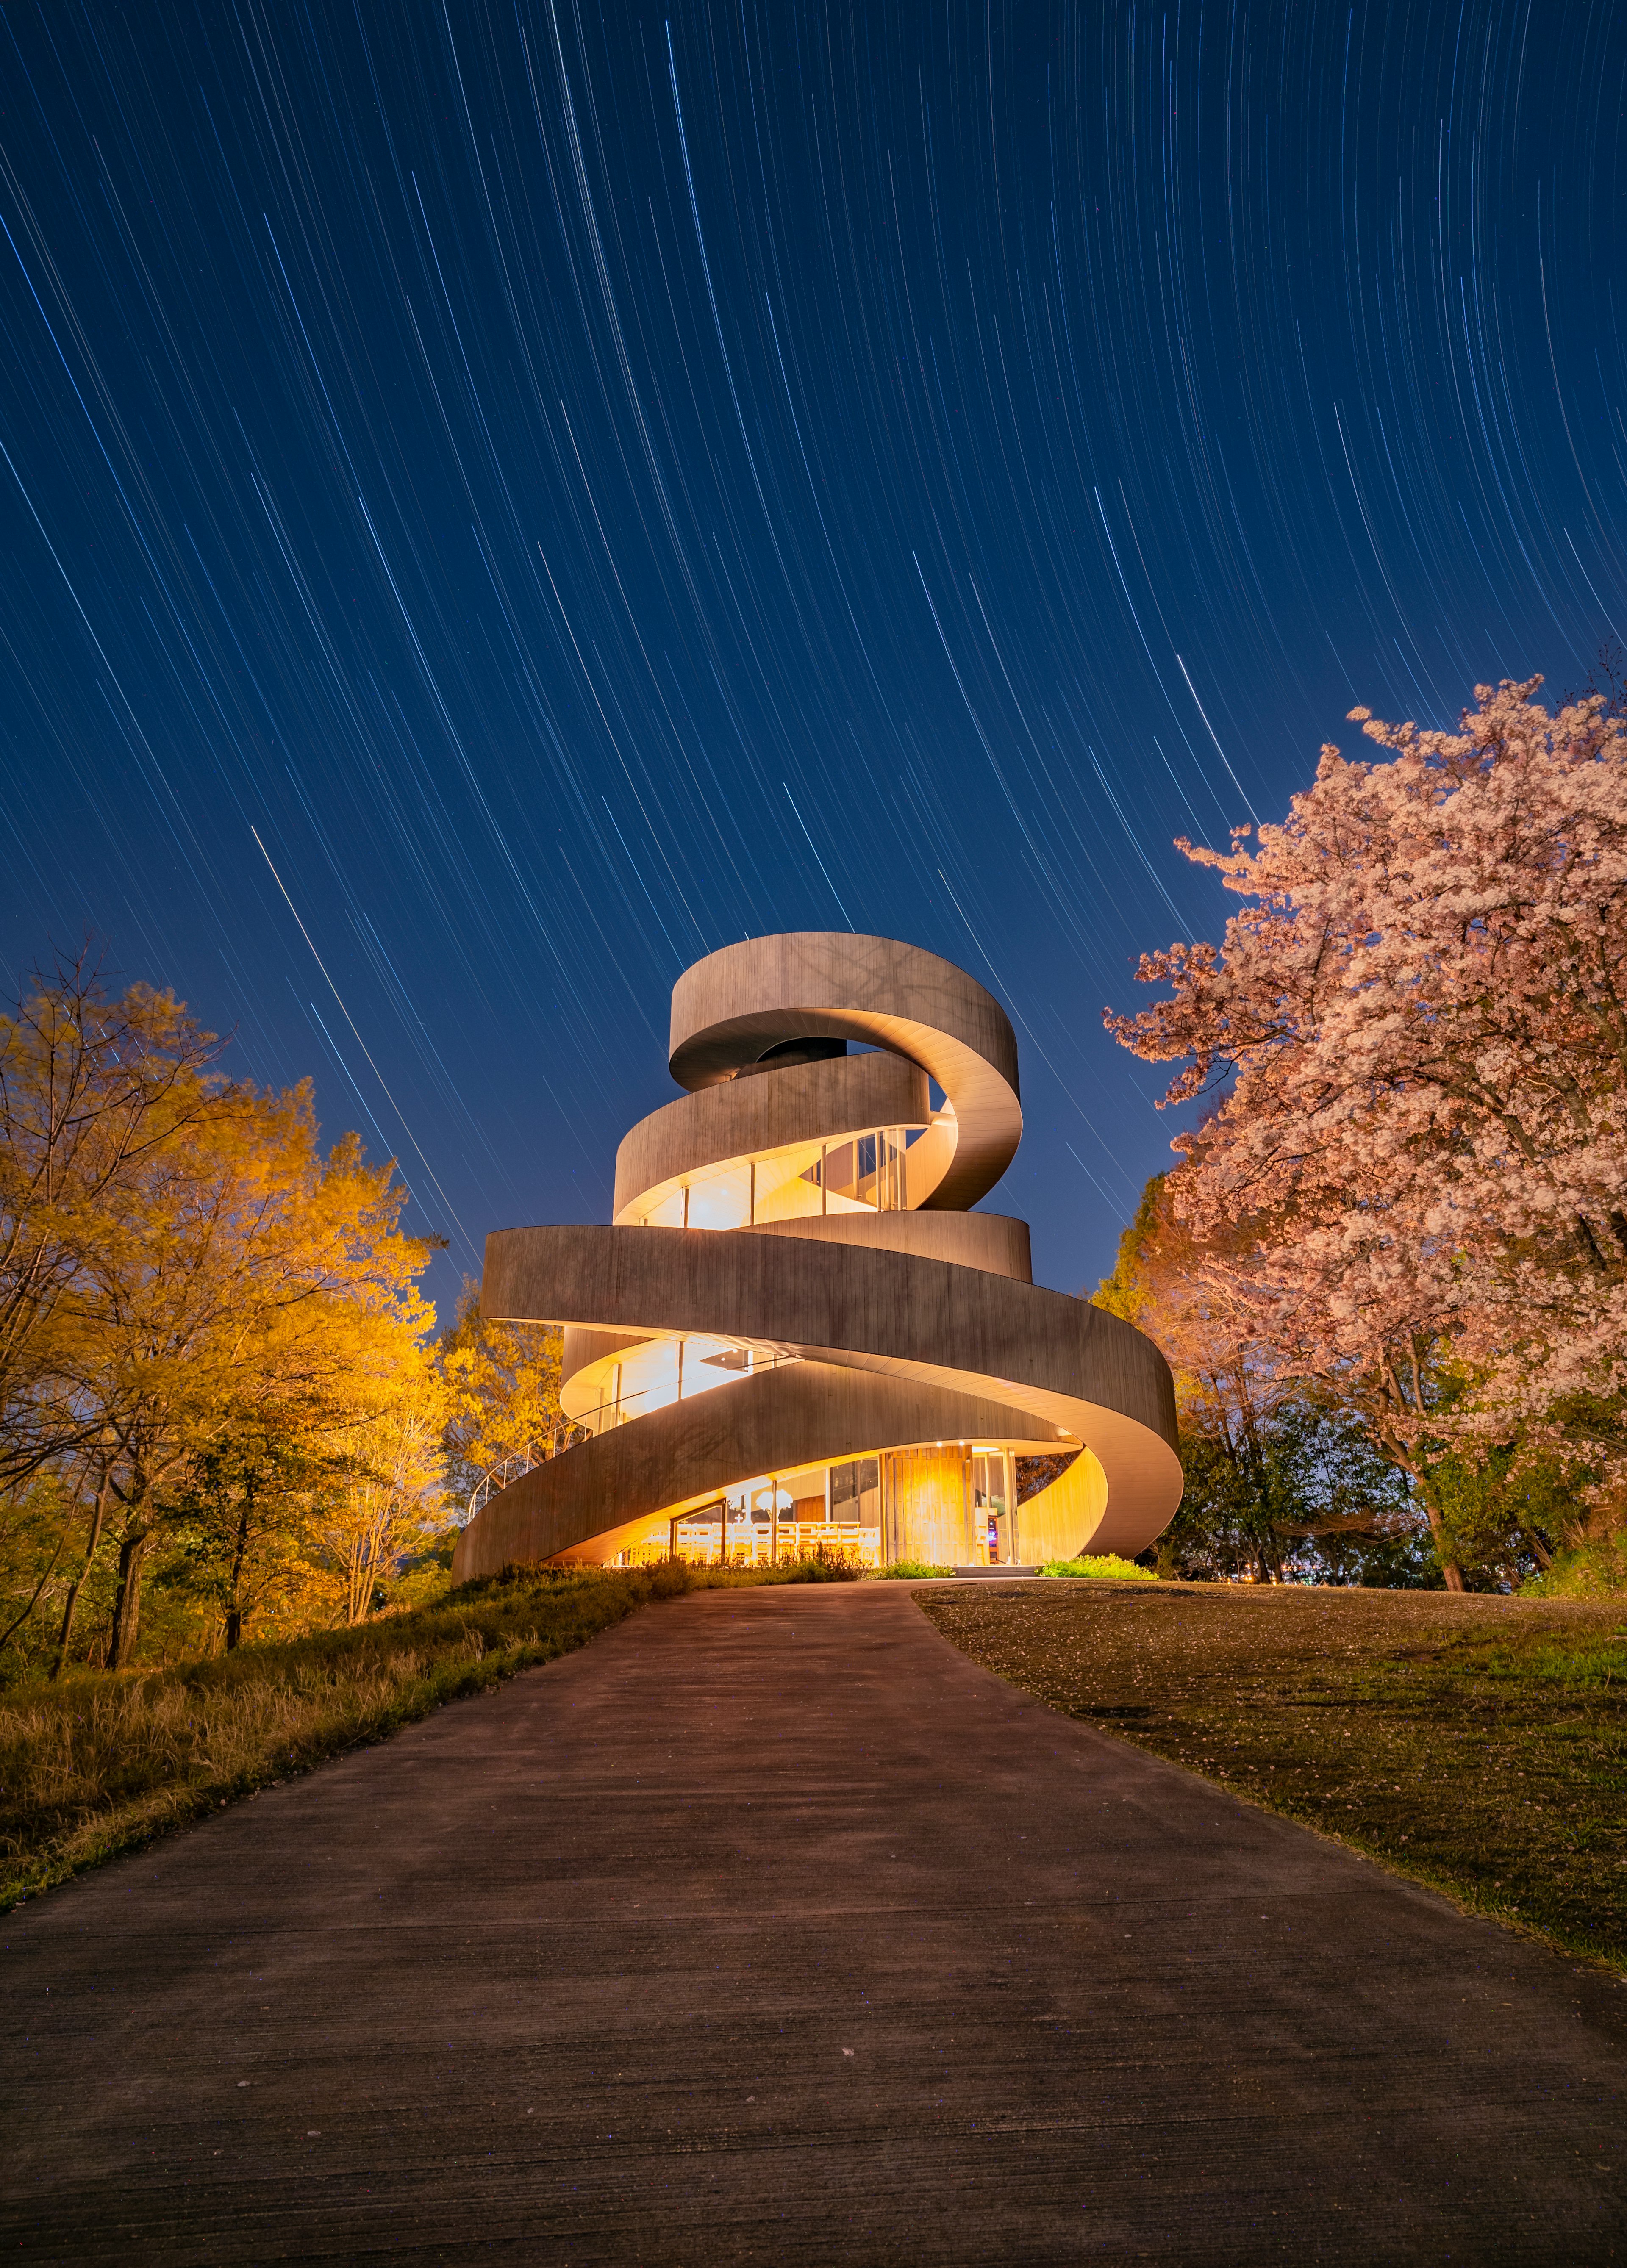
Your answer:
[466,1424,589,1521]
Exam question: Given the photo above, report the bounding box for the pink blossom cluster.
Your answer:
[1107,677,1627,1469]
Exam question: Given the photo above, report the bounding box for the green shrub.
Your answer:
[664,1549,868,1585]
[775,1546,867,1582]
[1523,1536,1627,1598]
[1040,1555,1156,1581]
[879,1560,954,1579]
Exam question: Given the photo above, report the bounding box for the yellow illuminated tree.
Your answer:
[0,956,226,1503]
[439,1287,564,1512]
[314,1336,448,1625]
[0,954,442,1674]
[61,1095,437,1665]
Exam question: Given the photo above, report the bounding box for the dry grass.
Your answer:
[919,1580,1627,1972]
[0,1554,876,1910]
[0,1564,688,1910]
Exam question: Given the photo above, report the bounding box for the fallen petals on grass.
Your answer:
[919,1580,1627,1972]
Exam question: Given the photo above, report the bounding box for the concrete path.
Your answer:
[4,1585,1624,2264]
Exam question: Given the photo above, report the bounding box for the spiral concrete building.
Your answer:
[451,932,1181,1579]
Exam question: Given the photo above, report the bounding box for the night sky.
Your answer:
[2,2,1622,1306]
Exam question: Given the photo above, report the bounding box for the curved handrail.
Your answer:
[466,1425,589,1522]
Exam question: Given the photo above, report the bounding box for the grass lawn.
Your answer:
[918,1580,1627,1972]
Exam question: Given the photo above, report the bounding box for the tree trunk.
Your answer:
[1406,1468,1467,1594]
[225,1500,250,1650]
[108,1527,153,1669]
[1424,1500,1466,1589]
[53,1469,113,1678]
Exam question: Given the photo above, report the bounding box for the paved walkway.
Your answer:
[4,1585,1625,2263]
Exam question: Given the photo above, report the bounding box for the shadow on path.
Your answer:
[4,1584,1624,2263]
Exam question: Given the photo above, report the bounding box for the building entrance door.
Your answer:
[971,1451,1016,1564]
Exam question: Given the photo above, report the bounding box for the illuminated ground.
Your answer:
[4,1584,1624,2262]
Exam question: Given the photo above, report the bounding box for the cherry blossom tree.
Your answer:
[1107,677,1627,1587]
[1097,1173,1424,1583]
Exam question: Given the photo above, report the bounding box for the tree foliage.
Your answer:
[0,962,225,1497]
[1095,1176,1423,1583]
[0,953,458,1680]
[1107,677,1627,1587]
[439,1289,565,1511]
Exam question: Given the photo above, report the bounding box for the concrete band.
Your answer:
[450,1359,1075,1578]
[668,932,1022,1212]
[478,1221,1181,1558]
[451,930,1181,1582]
[614,1048,930,1221]
[743,1208,1033,1281]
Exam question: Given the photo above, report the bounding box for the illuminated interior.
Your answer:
[617,1122,931,1231]
[561,1333,797,1434]
[598,1442,1043,1570]
[582,1083,1046,1560]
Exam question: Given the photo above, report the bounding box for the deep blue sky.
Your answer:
[2,1,1623,1304]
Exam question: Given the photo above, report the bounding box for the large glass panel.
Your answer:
[684,1159,751,1230]
[643,1184,685,1228]
[858,1133,877,1203]
[821,1456,882,1563]
[724,1483,758,1559]
[672,1499,725,1560]
[751,1140,826,1222]
[856,1456,880,1526]
[830,1456,880,1521]
[971,1452,1008,1517]
[875,1128,907,1211]
[778,1464,824,1512]
[822,1138,872,1212]
[971,1450,1014,1564]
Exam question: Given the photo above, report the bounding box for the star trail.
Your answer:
[0,0,1621,1300]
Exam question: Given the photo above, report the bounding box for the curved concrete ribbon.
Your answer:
[452,932,1181,1580]
[668,932,1022,1211]
[450,1359,1072,1578]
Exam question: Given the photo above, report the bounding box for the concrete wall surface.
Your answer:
[743,1207,1033,1281]
[473,1223,1180,1561]
[485,1224,1177,1447]
[668,932,1021,1212]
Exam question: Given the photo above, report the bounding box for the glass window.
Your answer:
[644,1184,685,1228]
[823,1139,865,1210]
[684,1161,750,1231]
[972,1452,1008,1514]
[752,1141,826,1222]
[829,1456,880,1523]
[856,1455,880,1525]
